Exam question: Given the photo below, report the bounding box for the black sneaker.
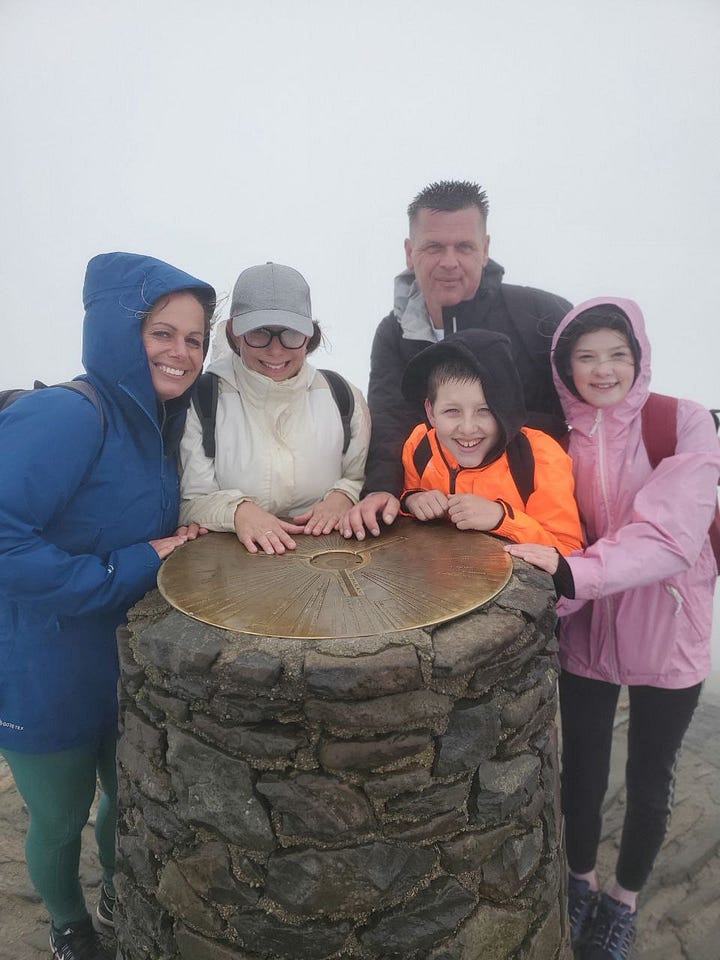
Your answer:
[567,874,600,951]
[96,884,115,928]
[583,892,637,960]
[50,916,114,960]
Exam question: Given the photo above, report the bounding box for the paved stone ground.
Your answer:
[1,688,718,960]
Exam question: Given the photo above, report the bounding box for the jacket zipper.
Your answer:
[121,385,173,526]
[592,410,621,681]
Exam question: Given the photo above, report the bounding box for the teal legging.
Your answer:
[1,731,117,929]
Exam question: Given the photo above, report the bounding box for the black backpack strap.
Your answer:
[47,380,106,433]
[191,372,219,459]
[1,379,105,434]
[505,431,535,507]
[412,430,433,480]
[320,369,355,454]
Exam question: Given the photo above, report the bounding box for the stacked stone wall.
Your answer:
[115,562,570,960]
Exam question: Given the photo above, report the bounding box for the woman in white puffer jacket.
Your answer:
[179,262,370,555]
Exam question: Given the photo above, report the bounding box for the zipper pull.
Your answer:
[589,409,603,436]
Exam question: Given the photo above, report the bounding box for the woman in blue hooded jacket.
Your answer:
[0,252,215,960]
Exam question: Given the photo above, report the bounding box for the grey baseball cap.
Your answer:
[229,262,314,338]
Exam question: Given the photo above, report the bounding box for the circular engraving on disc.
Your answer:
[158,518,513,639]
[309,550,366,571]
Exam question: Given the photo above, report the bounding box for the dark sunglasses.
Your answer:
[242,327,308,349]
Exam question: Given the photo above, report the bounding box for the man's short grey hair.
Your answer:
[407,180,489,227]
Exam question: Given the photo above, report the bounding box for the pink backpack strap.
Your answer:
[641,392,678,469]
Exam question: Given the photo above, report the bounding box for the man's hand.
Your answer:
[339,491,400,540]
[234,501,304,555]
[504,542,559,574]
[404,490,449,521]
[292,490,354,536]
[447,494,504,531]
[173,522,208,541]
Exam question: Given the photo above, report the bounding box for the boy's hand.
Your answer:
[447,494,504,531]
[404,490,449,521]
[339,492,400,540]
[292,490,354,536]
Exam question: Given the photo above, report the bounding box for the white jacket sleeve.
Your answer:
[178,403,253,531]
[326,384,371,505]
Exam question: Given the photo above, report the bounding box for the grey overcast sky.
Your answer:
[2,0,719,408]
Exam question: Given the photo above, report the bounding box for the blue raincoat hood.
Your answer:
[82,252,216,419]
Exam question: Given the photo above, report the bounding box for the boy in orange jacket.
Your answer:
[399,329,582,555]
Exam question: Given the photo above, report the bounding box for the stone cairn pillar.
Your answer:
[115,561,570,960]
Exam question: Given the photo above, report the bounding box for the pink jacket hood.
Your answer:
[550,297,719,688]
[552,296,651,440]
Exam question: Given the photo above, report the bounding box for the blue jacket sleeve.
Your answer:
[0,392,162,616]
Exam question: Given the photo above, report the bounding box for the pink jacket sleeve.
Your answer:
[564,402,720,602]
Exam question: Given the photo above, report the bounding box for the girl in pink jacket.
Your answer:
[507,297,720,960]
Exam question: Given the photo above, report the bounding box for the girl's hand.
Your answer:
[233,502,304,555]
[292,490,354,536]
[447,494,504,531]
[504,542,560,574]
[404,490,449,521]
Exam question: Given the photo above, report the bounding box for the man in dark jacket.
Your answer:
[341,179,571,540]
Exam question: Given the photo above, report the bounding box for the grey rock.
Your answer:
[469,628,547,692]
[265,842,436,916]
[304,646,422,700]
[192,712,309,760]
[116,712,172,803]
[433,610,526,678]
[157,860,225,934]
[175,923,256,960]
[117,833,159,890]
[117,625,145,696]
[501,686,543,729]
[231,910,351,959]
[319,730,432,771]
[132,795,193,845]
[213,648,283,689]
[363,767,433,802]
[434,700,502,776]
[500,700,558,757]
[305,689,451,734]
[386,780,470,818]
[211,693,298,724]
[166,726,274,851]
[472,755,541,825]
[115,877,176,960]
[358,876,476,956]
[438,824,517,874]
[429,901,533,959]
[143,686,190,723]
[495,565,556,621]
[384,808,467,841]
[139,609,227,675]
[176,842,260,908]
[476,826,544,900]
[525,902,563,960]
[256,773,376,839]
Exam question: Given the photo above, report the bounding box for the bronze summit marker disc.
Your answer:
[158,518,512,639]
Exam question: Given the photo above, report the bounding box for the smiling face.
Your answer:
[425,377,501,468]
[235,325,308,381]
[569,327,636,408]
[405,207,490,327]
[141,291,206,401]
